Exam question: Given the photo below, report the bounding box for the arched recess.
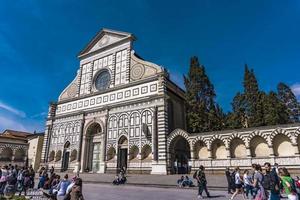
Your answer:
[70,149,77,162]
[211,139,227,159]
[129,145,139,161]
[14,148,26,161]
[0,147,13,161]
[141,145,152,160]
[194,140,209,159]
[169,135,191,174]
[118,135,128,170]
[84,122,102,172]
[230,138,247,158]
[49,151,55,162]
[107,147,116,161]
[250,136,269,157]
[273,134,294,156]
[55,150,62,162]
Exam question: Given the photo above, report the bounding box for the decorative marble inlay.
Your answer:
[131,64,145,80]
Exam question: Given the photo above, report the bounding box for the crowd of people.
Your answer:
[225,163,300,200]
[0,164,84,200]
[0,164,35,198]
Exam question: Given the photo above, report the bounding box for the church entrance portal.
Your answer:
[117,136,128,172]
[85,123,102,172]
[62,141,70,172]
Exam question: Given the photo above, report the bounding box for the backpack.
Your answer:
[263,173,271,190]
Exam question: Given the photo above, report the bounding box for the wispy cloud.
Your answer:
[0,100,26,118]
[291,83,300,100]
[0,116,28,132]
[30,111,47,119]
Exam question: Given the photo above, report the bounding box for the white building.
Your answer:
[42,29,185,174]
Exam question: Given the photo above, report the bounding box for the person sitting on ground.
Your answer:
[113,175,120,185]
[50,175,61,196]
[182,176,193,187]
[57,174,71,197]
[38,173,47,189]
[70,178,84,200]
[118,172,127,184]
[66,176,77,194]
[177,176,184,187]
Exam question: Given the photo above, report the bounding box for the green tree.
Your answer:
[184,56,223,132]
[243,65,264,127]
[277,82,300,123]
[263,91,289,125]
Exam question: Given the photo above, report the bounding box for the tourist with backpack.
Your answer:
[194,165,210,199]
[263,162,280,200]
[252,164,267,200]
[279,168,298,200]
[229,167,246,200]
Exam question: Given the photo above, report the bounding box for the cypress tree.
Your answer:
[277,82,300,123]
[184,56,223,132]
[263,91,289,125]
[243,65,264,127]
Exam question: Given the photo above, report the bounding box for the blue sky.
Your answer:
[0,0,299,132]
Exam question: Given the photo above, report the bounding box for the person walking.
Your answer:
[263,162,280,200]
[279,168,298,200]
[243,169,254,199]
[195,165,210,199]
[229,167,246,200]
[252,164,266,200]
[226,167,233,194]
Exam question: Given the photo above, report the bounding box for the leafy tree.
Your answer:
[277,82,300,123]
[184,56,223,132]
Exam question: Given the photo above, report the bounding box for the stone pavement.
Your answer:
[83,183,228,200]
[58,172,228,190]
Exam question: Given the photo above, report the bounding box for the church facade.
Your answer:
[41,29,185,174]
[42,29,300,175]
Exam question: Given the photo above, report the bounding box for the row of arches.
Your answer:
[170,133,298,161]
[48,149,77,162]
[0,147,26,162]
[106,144,152,161]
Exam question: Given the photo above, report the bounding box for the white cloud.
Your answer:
[291,83,300,99]
[0,101,26,118]
[0,116,28,132]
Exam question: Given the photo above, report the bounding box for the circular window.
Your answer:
[95,70,111,91]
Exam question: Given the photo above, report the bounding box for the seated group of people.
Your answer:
[177,175,194,187]
[113,167,127,185]
[38,169,83,200]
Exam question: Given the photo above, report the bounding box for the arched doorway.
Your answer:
[85,123,102,172]
[117,135,128,172]
[170,136,191,174]
[62,141,70,171]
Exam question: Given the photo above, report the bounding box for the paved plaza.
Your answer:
[83,183,228,200]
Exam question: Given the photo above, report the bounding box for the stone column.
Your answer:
[152,107,158,161]
[99,116,107,173]
[246,147,252,158]
[226,148,231,159]
[293,144,300,156]
[76,118,85,174]
[80,136,87,173]
[269,145,275,157]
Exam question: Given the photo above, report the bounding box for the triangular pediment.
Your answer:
[78,28,135,58]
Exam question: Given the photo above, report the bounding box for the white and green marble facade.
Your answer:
[42,29,185,175]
